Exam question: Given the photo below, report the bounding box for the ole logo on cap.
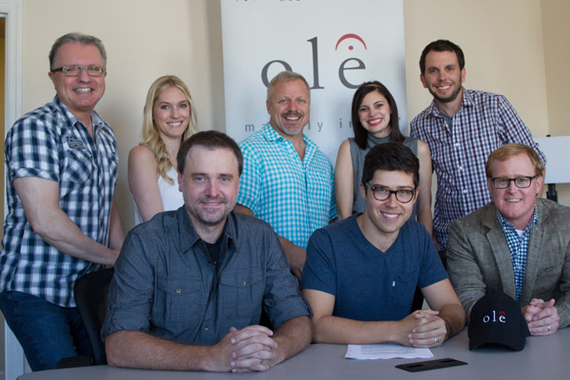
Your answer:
[482,310,506,323]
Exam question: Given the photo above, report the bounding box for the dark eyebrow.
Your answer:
[372,184,415,191]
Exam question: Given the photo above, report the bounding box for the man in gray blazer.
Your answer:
[447,143,569,336]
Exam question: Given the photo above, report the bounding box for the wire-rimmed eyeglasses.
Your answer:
[51,65,106,77]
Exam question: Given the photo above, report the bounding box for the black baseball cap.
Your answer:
[468,290,530,351]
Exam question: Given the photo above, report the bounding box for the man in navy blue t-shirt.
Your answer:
[302,143,465,348]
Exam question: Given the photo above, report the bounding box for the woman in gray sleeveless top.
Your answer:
[335,81,433,236]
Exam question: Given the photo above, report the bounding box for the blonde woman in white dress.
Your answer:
[129,75,198,224]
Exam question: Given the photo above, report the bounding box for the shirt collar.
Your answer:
[53,95,107,132]
[262,123,317,152]
[496,204,538,235]
[173,207,238,254]
[429,86,473,117]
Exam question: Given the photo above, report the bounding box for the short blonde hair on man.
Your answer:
[140,75,198,184]
[266,71,310,102]
[485,143,545,179]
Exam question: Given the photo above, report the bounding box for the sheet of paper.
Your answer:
[345,343,433,360]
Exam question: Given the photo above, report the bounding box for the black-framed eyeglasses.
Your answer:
[51,65,106,77]
[491,176,537,189]
[365,183,416,203]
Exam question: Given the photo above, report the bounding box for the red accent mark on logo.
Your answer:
[335,34,367,51]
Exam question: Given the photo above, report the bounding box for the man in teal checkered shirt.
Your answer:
[235,71,336,279]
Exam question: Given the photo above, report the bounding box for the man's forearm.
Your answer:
[14,177,119,265]
[31,206,119,265]
[270,316,311,367]
[277,236,306,278]
[311,314,402,345]
[438,304,466,339]
[553,295,570,329]
[106,331,220,372]
[109,200,125,250]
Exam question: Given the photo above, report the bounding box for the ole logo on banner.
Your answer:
[261,34,369,89]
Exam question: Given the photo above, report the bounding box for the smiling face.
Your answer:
[48,42,106,120]
[153,86,191,141]
[178,146,240,231]
[266,79,310,137]
[359,169,418,243]
[420,50,465,104]
[487,153,542,230]
[358,90,392,137]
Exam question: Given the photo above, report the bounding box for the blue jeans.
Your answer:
[0,291,91,371]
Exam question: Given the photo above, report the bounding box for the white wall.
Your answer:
[403,0,549,140]
[541,0,570,204]
[22,0,225,229]
[20,0,562,232]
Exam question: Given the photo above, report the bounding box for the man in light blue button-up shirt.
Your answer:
[235,71,336,279]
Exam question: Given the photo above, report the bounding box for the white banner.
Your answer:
[221,0,406,164]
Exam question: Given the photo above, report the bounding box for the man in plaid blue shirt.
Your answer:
[411,40,545,254]
[0,33,124,371]
[235,71,336,279]
[447,144,569,337]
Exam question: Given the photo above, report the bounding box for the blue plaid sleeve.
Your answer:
[6,113,61,182]
[497,94,546,164]
[237,142,261,215]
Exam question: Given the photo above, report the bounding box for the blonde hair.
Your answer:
[485,143,545,178]
[141,75,198,184]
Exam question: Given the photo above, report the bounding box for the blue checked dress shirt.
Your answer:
[0,96,118,307]
[497,206,538,303]
[237,124,336,249]
[411,88,545,249]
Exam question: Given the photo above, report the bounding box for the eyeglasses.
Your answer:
[51,65,106,77]
[365,183,416,203]
[491,176,536,189]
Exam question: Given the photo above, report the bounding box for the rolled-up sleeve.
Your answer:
[262,225,311,328]
[101,229,157,339]
[6,116,61,182]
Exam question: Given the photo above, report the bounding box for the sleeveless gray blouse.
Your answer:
[348,134,418,218]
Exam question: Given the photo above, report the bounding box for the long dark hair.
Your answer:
[351,81,404,150]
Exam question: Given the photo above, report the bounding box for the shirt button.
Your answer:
[204,325,209,331]
[458,166,463,171]
[9,161,14,167]
[455,143,460,148]
[241,281,246,286]
[176,288,181,294]
[463,189,468,194]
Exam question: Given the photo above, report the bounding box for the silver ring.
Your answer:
[434,337,438,343]
[548,325,551,332]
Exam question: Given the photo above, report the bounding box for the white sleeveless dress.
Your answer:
[133,166,183,225]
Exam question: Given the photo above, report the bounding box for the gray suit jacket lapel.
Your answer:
[484,209,517,299]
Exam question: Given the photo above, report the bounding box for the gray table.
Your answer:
[18,328,570,379]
